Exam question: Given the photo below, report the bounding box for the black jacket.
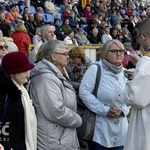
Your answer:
[0,67,26,150]
[87,33,99,44]
[25,20,37,40]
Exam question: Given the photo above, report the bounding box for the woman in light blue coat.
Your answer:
[29,40,82,150]
[79,39,129,150]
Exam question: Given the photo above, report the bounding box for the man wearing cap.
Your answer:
[0,51,37,150]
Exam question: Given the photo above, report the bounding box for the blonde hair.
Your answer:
[35,27,41,36]
[36,43,45,61]
[98,39,125,59]
[36,6,43,12]
[69,46,85,58]
[14,23,27,32]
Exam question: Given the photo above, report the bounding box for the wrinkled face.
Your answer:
[0,41,8,59]
[106,43,125,66]
[53,47,69,67]
[11,71,29,85]
[43,26,55,40]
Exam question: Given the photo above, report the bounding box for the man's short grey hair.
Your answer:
[41,24,55,37]
[42,40,66,60]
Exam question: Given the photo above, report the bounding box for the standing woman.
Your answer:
[79,39,129,150]
[29,40,82,150]
[11,23,31,56]
[0,51,37,150]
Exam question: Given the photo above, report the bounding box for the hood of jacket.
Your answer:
[30,58,67,82]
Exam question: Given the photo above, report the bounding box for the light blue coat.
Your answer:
[79,60,129,148]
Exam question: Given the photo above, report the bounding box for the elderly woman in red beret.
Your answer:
[0,52,37,150]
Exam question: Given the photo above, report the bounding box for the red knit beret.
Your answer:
[2,52,34,74]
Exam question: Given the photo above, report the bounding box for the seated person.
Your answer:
[75,28,90,45]
[68,10,79,33]
[62,19,72,36]
[64,29,78,45]
[54,18,65,40]
[44,0,61,19]
[87,27,99,44]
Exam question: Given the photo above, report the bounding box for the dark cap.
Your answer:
[2,52,34,74]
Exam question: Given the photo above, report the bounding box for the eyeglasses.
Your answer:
[17,17,22,19]
[55,52,69,56]
[136,33,145,43]
[0,45,8,51]
[108,49,125,55]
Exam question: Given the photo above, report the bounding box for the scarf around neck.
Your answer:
[12,79,37,150]
[102,59,123,74]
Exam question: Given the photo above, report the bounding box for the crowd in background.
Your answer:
[0,0,149,57]
[1,0,150,150]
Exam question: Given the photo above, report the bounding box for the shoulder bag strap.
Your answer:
[92,64,101,97]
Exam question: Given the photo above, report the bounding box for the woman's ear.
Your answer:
[51,53,57,61]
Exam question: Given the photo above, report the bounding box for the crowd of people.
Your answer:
[0,0,149,57]
[0,0,150,150]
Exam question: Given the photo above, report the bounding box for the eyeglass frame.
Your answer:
[0,45,8,51]
[136,33,145,43]
[108,49,126,55]
[55,52,69,56]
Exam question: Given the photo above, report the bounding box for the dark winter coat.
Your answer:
[0,67,26,150]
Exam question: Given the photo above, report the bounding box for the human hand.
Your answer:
[129,53,140,65]
[107,106,122,118]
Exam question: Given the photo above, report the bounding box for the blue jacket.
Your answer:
[68,16,78,28]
